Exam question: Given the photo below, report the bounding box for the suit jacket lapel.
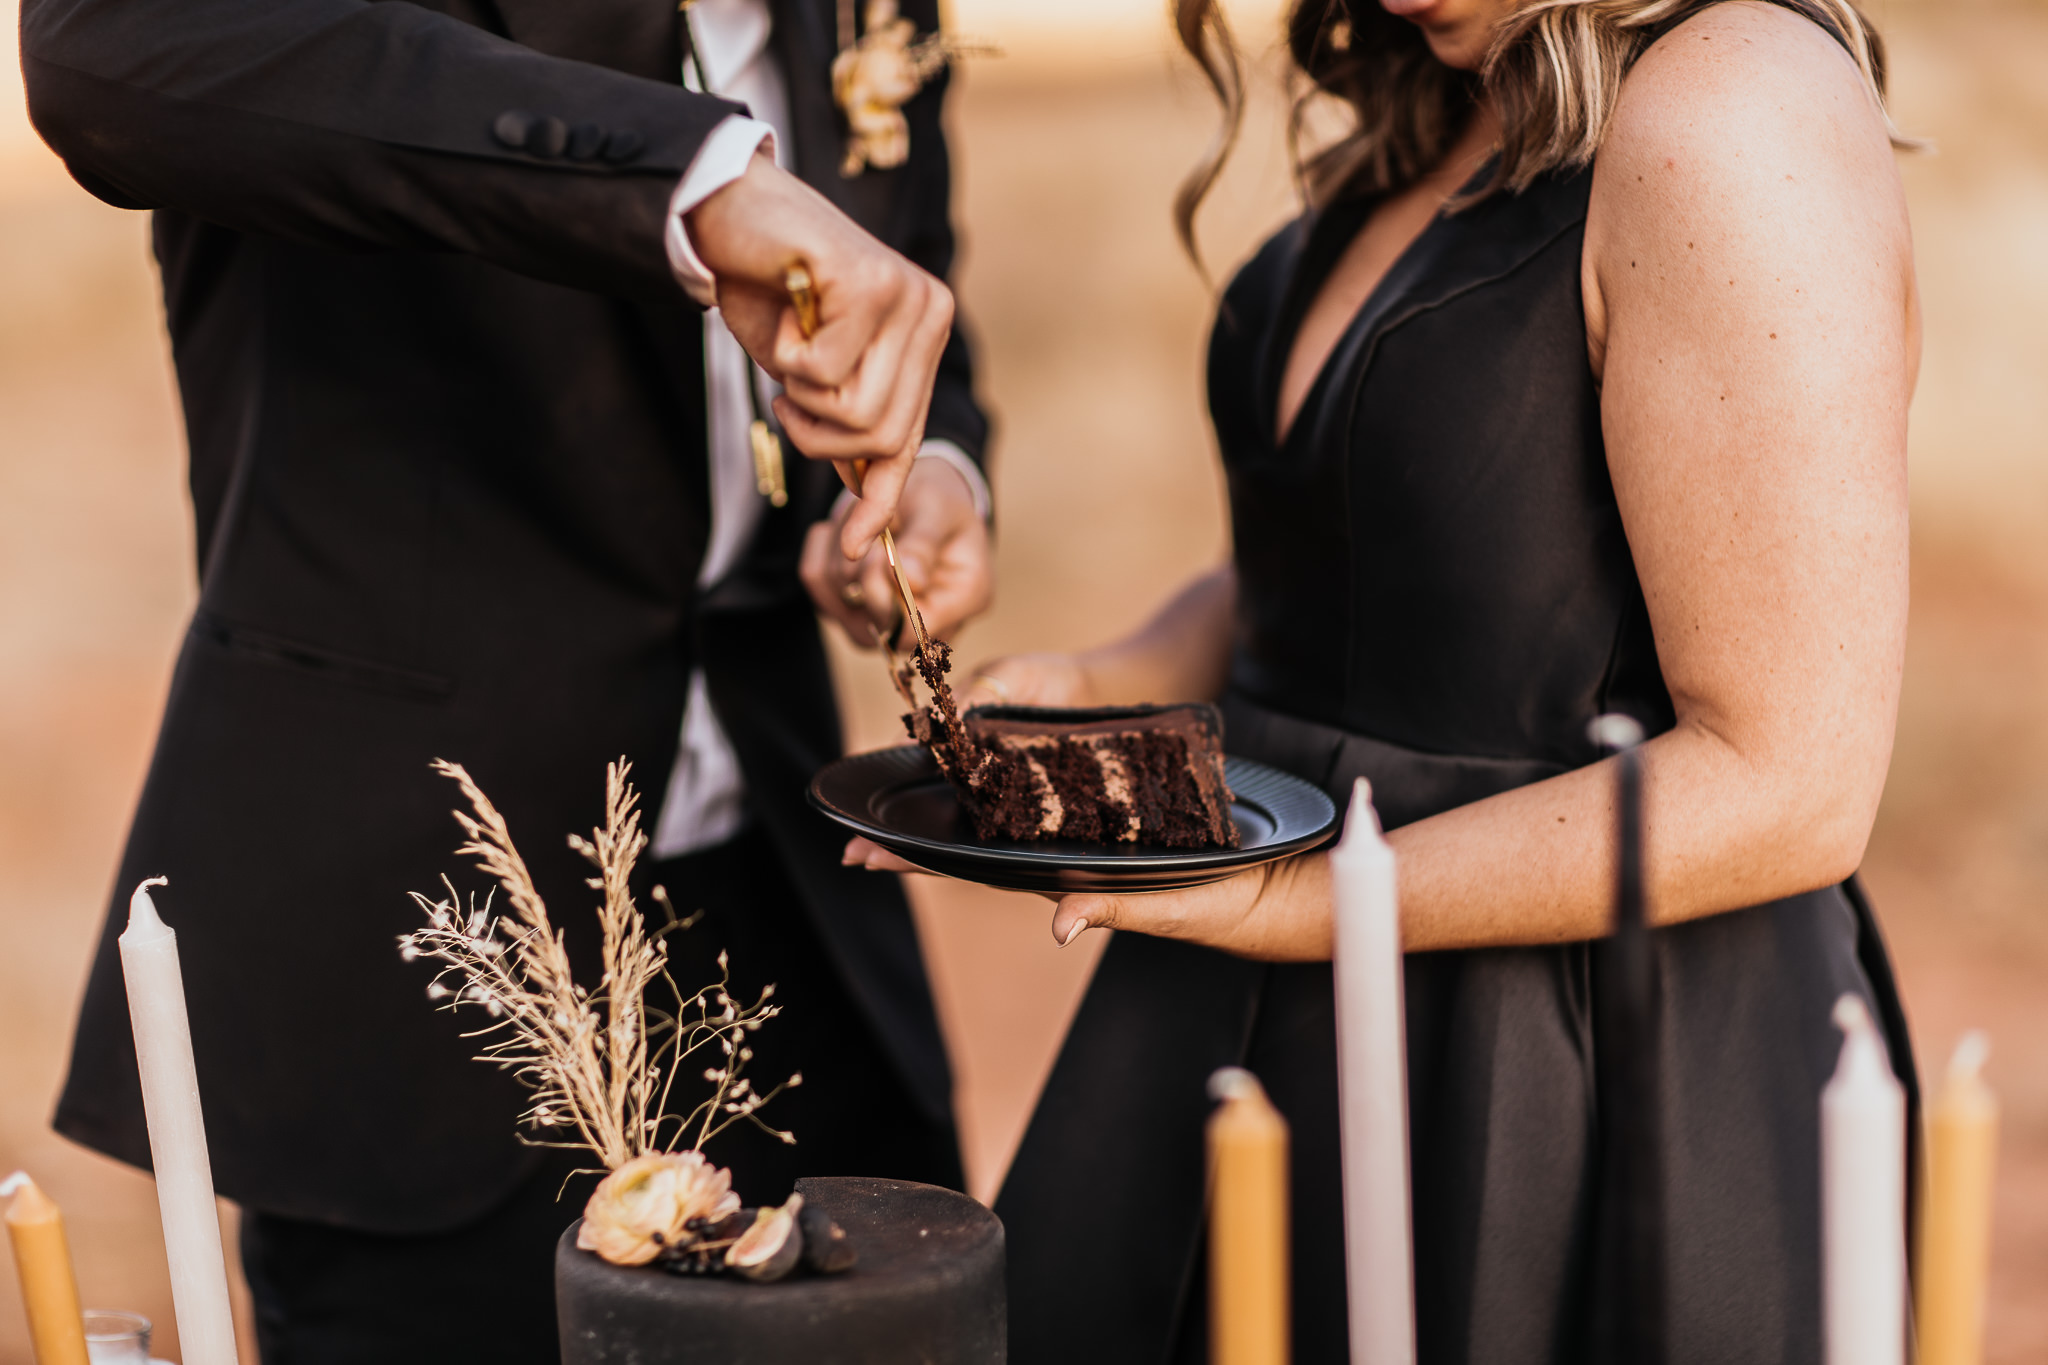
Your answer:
[770,0,839,186]
[770,0,898,236]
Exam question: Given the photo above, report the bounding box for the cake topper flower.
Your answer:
[830,0,991,177]
[399,760,850,1278]
[577,1150,741,1266]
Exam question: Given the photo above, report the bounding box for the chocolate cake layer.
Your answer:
[953,703,1237,849]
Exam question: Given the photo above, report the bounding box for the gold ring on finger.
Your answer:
[841,582,867,607]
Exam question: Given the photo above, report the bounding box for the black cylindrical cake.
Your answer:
[556,1177,1006,1364]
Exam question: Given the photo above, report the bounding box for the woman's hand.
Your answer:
[1050,853,1335,961]
[957,652,1096,710]
[954,566,1237,714]
[804,458,992,648]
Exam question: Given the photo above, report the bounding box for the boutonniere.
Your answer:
[830,0,989,177]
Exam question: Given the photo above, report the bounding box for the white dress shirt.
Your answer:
[650,0,987,859]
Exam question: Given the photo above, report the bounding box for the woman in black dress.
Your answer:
[852,1,1919,1360]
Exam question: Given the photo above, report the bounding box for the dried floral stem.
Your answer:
[567,765,664,1166]
[400,760,796,1172]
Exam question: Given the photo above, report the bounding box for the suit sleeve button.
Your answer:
[492,110,536,148]
[568,122,606,161]
[600,128,645,163]
[528,116,569,158]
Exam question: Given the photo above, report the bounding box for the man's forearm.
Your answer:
[23,0,740,297]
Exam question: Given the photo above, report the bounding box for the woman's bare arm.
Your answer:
[963,565,1238,709]
[1051,4,1915,957]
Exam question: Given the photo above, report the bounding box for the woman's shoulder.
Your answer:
[1212,213,1312,350]
[1227,216,1312,304]
[1582,0,1914,383]
[1588,1,1909,280]
[1604,2,1899,185]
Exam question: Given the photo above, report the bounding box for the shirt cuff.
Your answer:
[830,442,993,525]
[665,116,777,308]
[913,441,993,523]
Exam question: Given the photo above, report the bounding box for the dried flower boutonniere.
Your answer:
[831,0,990,177]
[398,759,856,1280]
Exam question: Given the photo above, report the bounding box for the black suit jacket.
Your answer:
[25,0,985,1232]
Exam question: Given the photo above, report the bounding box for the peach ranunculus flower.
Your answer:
[577,1151,742,1267]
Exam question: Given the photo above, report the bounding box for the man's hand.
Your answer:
[803,457,991,649]
[688,151,954,559]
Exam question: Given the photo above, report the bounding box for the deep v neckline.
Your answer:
[1260,196,1375,454]
[1263,158,1499,453]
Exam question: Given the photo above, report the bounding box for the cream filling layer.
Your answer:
[994,732,1152,839]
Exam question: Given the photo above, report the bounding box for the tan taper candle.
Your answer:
[1208,1067,1289,1365]
[2,1172,91,1365]
[1916,1032,1999,1365]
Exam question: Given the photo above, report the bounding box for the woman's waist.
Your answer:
[1220,690,1626,832]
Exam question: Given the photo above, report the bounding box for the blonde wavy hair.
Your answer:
[1173,0,1907,260]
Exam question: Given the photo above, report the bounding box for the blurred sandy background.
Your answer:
[3,0,2045,1360]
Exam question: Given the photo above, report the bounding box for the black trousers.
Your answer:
[240,826,963,1365]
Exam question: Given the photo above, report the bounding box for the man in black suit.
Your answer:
[22,0,988,1357]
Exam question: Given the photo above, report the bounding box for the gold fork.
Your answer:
[784,262,932,655]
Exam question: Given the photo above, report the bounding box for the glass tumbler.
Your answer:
[82,1309,152,1364]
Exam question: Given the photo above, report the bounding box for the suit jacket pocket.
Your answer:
[192,609,456,702]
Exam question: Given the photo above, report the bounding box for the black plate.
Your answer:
[808,746,1339,894]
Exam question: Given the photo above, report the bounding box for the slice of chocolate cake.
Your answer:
[887,637,1237,850]
[953,704,1239,849]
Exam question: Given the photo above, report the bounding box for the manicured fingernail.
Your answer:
[1059,919,1088,947]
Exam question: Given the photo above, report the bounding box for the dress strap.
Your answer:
[1638,0,1863,56]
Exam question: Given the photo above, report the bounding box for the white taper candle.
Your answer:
[1822,994,1905,1365]
[1329,779,1416,1365]
[118,877,240,1365]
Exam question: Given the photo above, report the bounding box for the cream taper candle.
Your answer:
[1208,1067,1289,1365]
[1329,779,1415,1365]
[1915,1031,1999,1365]
[2,1172,90,1365]
[1822,994,1905,1365]
[118,877,239,1365]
